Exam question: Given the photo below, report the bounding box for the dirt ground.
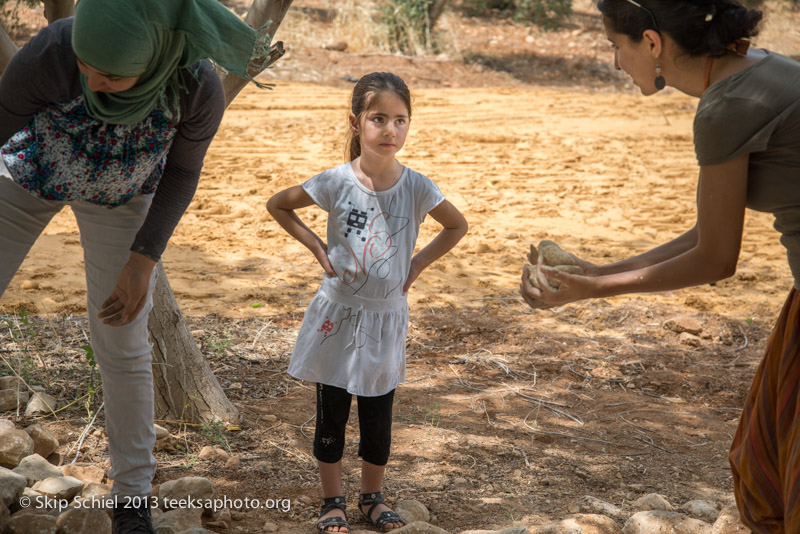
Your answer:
[3,1,800,532]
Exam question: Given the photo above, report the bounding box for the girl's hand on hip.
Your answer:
[402,258,422,295]
[314,243,336,277]
[100,252,156,326]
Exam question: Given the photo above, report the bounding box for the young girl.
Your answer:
[267,72,467,533]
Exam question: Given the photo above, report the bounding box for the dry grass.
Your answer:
[275,0,800,59]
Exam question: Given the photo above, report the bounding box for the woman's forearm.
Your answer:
[594,226,698,276]
[592,240,737,298]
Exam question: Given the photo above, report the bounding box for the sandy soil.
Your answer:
[3,83,791,321]
[2,1,800,533]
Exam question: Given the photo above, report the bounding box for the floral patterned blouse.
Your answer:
[3,95,177,207]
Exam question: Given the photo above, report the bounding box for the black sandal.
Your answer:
[316,496,350,533]
[358,492,406,532]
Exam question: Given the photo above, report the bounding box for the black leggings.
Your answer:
[313,383,395,466]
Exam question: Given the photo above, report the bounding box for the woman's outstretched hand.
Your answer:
[100,252,157,326]
[519,259,597,309]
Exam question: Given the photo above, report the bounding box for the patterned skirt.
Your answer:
[730,288,800,533]
[287,277,409,397]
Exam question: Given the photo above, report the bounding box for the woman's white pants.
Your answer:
[0,160,157,498]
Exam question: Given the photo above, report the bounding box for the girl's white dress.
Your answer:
[287,162,445,397]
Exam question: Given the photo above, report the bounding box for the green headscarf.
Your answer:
[72,0,275,125]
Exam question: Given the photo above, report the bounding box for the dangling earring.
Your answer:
[654,61,666,91]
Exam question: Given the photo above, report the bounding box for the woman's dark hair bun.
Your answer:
[598,0,762,56]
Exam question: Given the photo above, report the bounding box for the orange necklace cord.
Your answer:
[704,38,751,91]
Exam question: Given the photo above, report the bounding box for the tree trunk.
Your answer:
[149,262,238,423]
[149,0,293,424]
[428,0,449,31]
[42,0,74,24]
[0,24,18,74]
[1,0,294,424]
[219,0,292,108]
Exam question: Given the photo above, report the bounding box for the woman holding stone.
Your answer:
[519,1,800,532]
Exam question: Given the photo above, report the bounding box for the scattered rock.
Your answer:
[322,41,348,52]
[214,508,232,523]
[3,512,58,534]
[0,390,29,412]
[575,496,623,518]
[223,455,240,470]
[679,332,702,347]
[55,506,112,533]
[460,527,530,534]
[158,477,214,514]
[25,393,57,417]
[0,467,27,507]
[154,424,170,440]
[152,507,203,533]
[681,500,718,523]
[262,522,278,532]
[31,476,84,500]
[45,452,61,467]
[0,428,35,468]
[664,317,703,336]
[0,418,15,431]
[394,521,451,534]
[23,425,59,458]
[632,494,674,512]
[531,513,622,534]
[198,446,229,462]
[396,500,430,524]
[0,500,9,529]
[0,377,25,390]
[12,454,62,486]
[61,463,105,485]
[20,280,39,290]
[712,506,748,534]
[622,511,712,534]
[205,519,228,529]
[80,482,112,498]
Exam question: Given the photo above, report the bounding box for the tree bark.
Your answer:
[0,24,18,74]
[1,0,293,424]
[149,262,238,423]
[219,0,292,108]
[148,0,293,424]
[428,0,449,31]
[42,0,74,24]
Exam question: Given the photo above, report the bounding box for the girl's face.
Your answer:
[353,92,410,160]
[605,25,660,95]
[77,57,141,93]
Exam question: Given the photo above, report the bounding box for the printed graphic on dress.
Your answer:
[317,316,335,338]
[317,307,380,348]
[344,204,374,242]
[336,195,410,296]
